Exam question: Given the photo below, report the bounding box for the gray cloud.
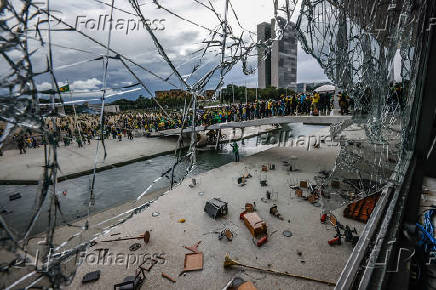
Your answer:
[17,0,327,100]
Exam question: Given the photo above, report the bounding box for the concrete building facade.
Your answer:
[257,22,272,88]
[257,19,297,89]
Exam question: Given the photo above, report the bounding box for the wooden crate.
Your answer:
[243,212,267,237]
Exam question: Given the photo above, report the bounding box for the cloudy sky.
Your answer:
[6,0,329,101]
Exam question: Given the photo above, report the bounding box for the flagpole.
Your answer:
[67,81,81,137]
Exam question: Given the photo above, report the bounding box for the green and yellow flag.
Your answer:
[59,84,70,93]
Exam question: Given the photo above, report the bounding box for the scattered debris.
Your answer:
[300,181,308,188]
[223,276,246,289]
[198,191,205,196]
[282,230,293,237]
[162,272,176,283]
[245,203,255,213]
[82,270,100,284]
[189,178,197,188]
[343,193,380,223]
[329,214,337,226]
[235,281,257,290]
[344,225,359,246]
[269,229,278,237]
[129,243,141,252]
[241,212,268,247]
[139,258,158,272]
[241,212,267,238]
[9,193,21,201]
[111,233,121,236]
[184,241,201,253]
[204,198,228,219]
[307,193,319,204]
[102,230,150,244]
[181,241,203,275]
[321,213,327,223]
[261,165,268,172]
[328,221,359,247]
[218,229,233,241]
[152,212,160,217]
[256,236,268,247]
[243,173,253,179]
[268,164,275,170]
[269,205,284,220]
[178,218,186,223]
[295,188,303,197]
[223,254,336,286]
[331,180,340,188]
[114,269,145,290]
[328,236,341,246]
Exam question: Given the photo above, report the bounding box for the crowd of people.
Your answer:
[6,92,352,152]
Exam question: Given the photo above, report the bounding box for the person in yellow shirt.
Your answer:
[312,93,320,115]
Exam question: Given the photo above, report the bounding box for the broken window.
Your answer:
[0,0,429,288]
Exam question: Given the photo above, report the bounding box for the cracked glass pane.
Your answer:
[0,0,428,288]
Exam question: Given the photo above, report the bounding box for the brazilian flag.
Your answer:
[59,84,70,93]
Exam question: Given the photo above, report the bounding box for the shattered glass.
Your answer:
[0,0,429,288]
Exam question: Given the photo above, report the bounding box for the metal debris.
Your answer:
[129,243,141,252]
[82,270,101,284]
[283,230,293,237]
[204,198,228,219]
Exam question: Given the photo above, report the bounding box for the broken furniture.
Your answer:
[113,275,144,290]
[295,188,303,197]
[328,220,359,247]
[241,212,267,238]
[181,241,203,275]
[204,198,228,219]
[307,193,319,203]
[114,264,146,290]
[269,205,284,220]
[223,254,336,286]
[161,272,176,283]
[138,258,158,272]
[82,270,100,284]
[244,203,255,213]
[218,228,233,241]
[102,230,150,244]
[299,180,308,188]
[343,193,381,223]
